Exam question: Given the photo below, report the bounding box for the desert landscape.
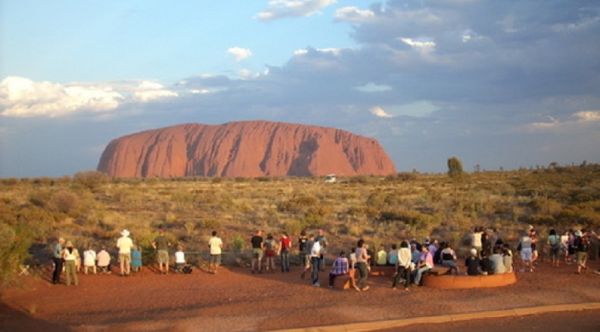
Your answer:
[1,164,600,331]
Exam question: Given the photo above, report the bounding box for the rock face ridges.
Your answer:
[97,121,396,177]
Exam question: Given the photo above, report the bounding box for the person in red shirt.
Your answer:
[279,232,292,272]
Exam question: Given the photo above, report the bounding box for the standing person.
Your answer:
[298,230,308,271]
[310,239,322,286]
[131,245,142,273]
[279,232,292,272]
[328,251,349,288]
[83,245,97,275]
[348,247,360,291]
[153,227,171,275]
[301,234,315,279]
[392,241,412,291]
[575,230,590,274]
[355,239,370,291]
[62,241,79,286]
[548,229,561,267]
[208,231,223,274]
[518,230,534,272]
[51,237,65,284]
[116,229,133,276]
[529,227,539,264]
[250,230,264,274]
[471,227,483,256]
[264,234,278,273]
[413,246,433,286]
[561,231,570,265]
[316,229,328,271]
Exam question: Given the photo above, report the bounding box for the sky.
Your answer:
[1,0,599,177]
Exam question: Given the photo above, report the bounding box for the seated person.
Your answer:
[96,247,111,274]
[440,243,460,274]
[175,246,186,273]
[480,253,493,275]
[387,244,398,266]
[328,251,349,288]
[503,244,513,273]
[489,247,506,274]
[413,246,433,286]
[465,248,481,276]
[410,243,421,265]
[376,246,387,266]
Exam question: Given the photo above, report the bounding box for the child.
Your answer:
[83,245,97,275]
[175,245,186,273]
[131,245,142,272]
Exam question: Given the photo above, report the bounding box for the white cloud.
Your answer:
[400,37,436,52]
[133,81,178,102]
[256,0,337,21]
[370,106,393,118]
[355,82,392,93]
[0,76,123,118]
[293,47,342,56]
[574,110,600,122]
[529,116,560,130]
[334,6,375,22]
[227,47,253,61]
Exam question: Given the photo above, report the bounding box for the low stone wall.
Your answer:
[423,272,517,289]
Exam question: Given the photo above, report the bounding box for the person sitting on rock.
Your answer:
[413,245,433,286]
[376,246,387,266]
[97,247,111,274]
[440,243,459,275]
[503,243,513,273]
[465,248,481,276]
[328,251,349,288]
[489,247,506,274]
[387,244,398,266]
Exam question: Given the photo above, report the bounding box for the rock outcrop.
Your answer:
[97,121,396,177]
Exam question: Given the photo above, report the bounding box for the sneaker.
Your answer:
[313,283,320,287]
[361,286,370,291]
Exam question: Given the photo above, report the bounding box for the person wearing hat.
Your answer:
[62,241,79,286]
[117,229,134,276]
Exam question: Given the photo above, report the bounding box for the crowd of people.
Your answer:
[50,224,600,290]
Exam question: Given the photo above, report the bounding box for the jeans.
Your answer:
[311,256,321,285]
[414,266,430,285]
[356,262,368,289]
[52,257,63,284]
[281,250,290,272]
[392,266,410,288]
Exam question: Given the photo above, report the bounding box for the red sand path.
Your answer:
[2,261,600,331]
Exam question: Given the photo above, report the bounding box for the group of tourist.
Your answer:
[51,227,223,286]
[51,224,600,288]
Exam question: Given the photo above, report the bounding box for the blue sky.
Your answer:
[1,0,600,177]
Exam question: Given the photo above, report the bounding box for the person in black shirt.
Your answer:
[298,230,308,275]
[465,248,481,276]
[250,230,264,274]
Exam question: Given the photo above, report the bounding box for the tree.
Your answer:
[447,157,464,178]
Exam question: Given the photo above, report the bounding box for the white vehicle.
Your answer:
[324,174,337,183]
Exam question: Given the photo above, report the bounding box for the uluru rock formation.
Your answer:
[97,121,396,178]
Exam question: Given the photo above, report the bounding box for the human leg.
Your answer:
[52,257,63,284]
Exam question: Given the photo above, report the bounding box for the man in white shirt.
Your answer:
[116,229,133,276]
[208,230,223,274]
[310,240,322,286]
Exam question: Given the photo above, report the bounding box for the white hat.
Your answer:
[121,229,130,237]
[575,230,583,237]
[470,248,477,256]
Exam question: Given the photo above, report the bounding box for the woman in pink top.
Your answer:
[413,245,433,286]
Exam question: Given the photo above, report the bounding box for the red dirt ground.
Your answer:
[2,261,600,332]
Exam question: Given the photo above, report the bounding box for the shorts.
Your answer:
[520,248,532,262]
[550,246,560,259]
[265,249,276,258]
[253,248,263,260]
[119,253,131,265]
[577,252,587,265]
[157,250,169,264]
[210,254,221,265]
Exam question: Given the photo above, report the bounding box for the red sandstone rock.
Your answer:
[97,121,397,178]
